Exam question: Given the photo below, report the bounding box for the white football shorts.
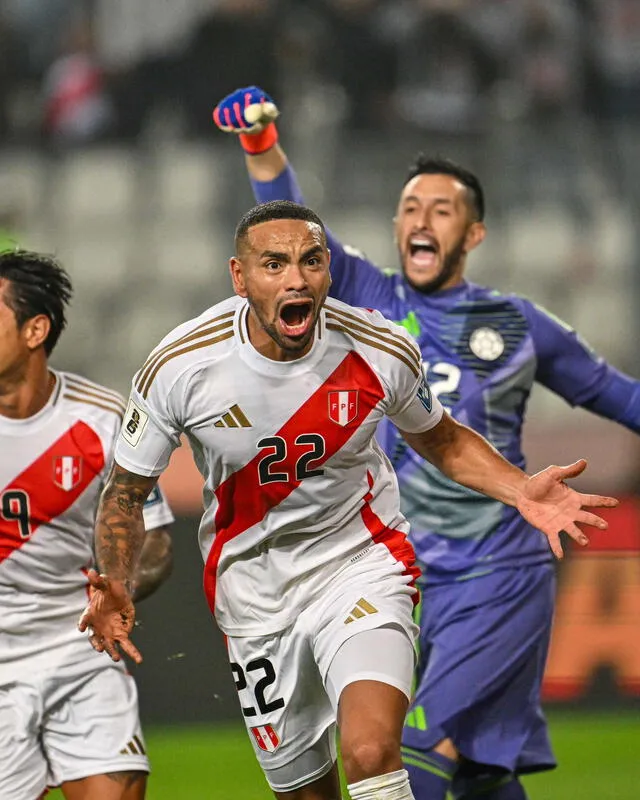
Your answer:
[0,642,149,800]
[225,543,418,792]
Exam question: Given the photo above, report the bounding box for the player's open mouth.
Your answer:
[278,300,314,338]
[408,236,438,269]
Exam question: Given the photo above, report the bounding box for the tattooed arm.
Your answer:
[79,463,160,663]
[95,463,157,586]
[131,525,173,602]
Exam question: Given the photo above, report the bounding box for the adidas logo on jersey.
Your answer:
[344,597,378,624]
[213,404,252,428]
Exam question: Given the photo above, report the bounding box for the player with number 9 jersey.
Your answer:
[0,371,173,661]
[0,250,174,800]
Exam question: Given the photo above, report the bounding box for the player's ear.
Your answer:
[229,257,248,298]
[464,221,486,254]
[22,314,50,351]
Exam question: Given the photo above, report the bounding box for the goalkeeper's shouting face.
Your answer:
[394,158,486,294]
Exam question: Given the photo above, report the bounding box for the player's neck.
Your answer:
[437,260,467,292]
[0,357,56,420]
[439,273,465,291]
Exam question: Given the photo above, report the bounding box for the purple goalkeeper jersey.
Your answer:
[252,166,640,583]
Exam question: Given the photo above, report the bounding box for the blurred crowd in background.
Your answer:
[0,0,638,480]
[1,0,639,147]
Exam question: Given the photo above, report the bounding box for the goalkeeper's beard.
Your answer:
[402,238,467,295]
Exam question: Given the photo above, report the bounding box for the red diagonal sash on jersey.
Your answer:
[0,421,104,564]
[203,351,385,614]
[361,470,420,598]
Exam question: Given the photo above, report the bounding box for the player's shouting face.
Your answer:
[230,216,331,361]
[394,173,486,294]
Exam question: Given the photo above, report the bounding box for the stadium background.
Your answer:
[0,1,638,797]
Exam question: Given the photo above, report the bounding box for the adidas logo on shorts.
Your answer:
[344,598,378,624]
[119,735,146,755]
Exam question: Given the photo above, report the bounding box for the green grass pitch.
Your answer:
[48,712,638,799]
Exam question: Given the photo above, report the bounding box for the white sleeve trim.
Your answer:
[396,401,444,434]
[114,454,167,479]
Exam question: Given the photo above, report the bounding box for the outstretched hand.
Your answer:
[516,459,618,558]
[78,569,142,664]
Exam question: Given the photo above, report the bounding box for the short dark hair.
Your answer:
[0,249,73,355]
[404,155,485,221]
[235,200,327,253]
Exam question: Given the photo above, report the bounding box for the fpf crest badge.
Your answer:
[53,456,83,491]
[250,724,280,752]
[328,390,359,426]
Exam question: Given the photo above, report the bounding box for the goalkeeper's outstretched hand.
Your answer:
[212,86,280,154]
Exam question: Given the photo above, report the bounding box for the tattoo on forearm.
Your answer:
[132,528,173,602]
[95,465,156,582]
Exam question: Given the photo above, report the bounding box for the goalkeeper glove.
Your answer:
[212,86,280,155]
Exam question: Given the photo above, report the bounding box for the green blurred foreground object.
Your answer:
[47,714,638,799]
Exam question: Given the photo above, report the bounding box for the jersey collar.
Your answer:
[234,301,328,377]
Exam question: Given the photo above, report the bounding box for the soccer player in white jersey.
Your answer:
[80,201,616,800]
[0,250,175,800]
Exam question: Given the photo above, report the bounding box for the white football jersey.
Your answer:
[0,371,174,663]
[115,297,443,636]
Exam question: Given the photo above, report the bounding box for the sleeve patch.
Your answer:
[144,486,162,507]
[417,376,433,413]
[121,399,149,448]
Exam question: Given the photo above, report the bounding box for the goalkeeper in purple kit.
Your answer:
[213,87,640,800]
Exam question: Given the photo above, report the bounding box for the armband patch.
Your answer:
[144,486,162,508]
[417,377,433,413]
[121,399,149,447]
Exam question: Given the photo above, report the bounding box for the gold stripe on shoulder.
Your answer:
[325,303,421,363]
[63,392,125,420]
[140,330,234,399]
[64,375,125,405]
[327,322,420,378]
[136,312,234,394]
[326,304,421,361]
[325,308,421,372]
[65,379,126,411]
[63,385,126,414]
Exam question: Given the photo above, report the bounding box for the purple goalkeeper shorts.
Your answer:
[402,563,556,774]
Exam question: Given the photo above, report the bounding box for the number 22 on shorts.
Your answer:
[230,657,285,717]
